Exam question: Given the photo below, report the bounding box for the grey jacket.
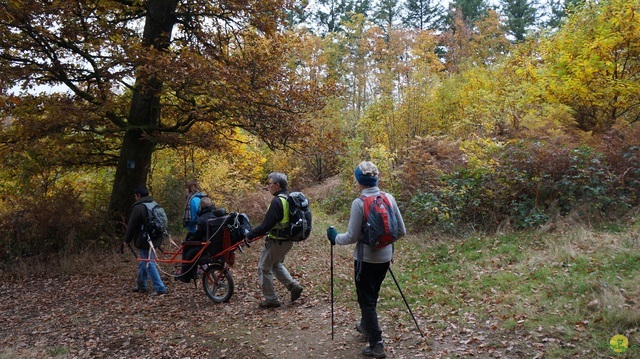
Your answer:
[334,187,406,263]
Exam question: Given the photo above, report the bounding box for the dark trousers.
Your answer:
[180,244,202,282]
[354,260,390,345]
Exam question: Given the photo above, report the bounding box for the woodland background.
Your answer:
[1,0,639,261]
[1,0,640,358]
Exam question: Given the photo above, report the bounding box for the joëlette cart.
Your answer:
[137,212,255,303]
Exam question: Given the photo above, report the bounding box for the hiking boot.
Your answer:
[151,290,167,297]
[355,322,370,341]
[258,300,282,309]
[131,286,147,293]
[290,285,303,302]
[362,342,386,358]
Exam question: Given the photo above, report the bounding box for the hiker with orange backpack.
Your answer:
[326,161,406,359]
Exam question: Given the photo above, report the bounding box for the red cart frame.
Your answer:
[136,213,259,303]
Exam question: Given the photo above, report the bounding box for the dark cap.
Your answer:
[133,185,149,197]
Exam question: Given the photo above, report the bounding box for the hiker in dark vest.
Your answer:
[183,180,205,241]
[122,185,167,296]
[326,161,406,359]
[177,196,226,283]
[245,172,303,309]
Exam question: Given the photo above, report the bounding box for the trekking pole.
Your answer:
[146,233,157,267]
[388,267,425,338]
[330,226,335,340]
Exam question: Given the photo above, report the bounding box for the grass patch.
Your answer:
[46,347,70,357]
[389,223,640,358]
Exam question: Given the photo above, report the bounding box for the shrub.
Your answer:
[509,196,549,229]
[554,146,621,216]
[406,191,456,232]
[397,136,464,202]
[0,188,111,267]
[596,122,640,208]
[399,135,634,233]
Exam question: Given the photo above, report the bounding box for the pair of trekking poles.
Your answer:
[329,227,424,340]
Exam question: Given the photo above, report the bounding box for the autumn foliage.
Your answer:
[1,0,640,259]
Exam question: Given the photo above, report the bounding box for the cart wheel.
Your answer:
[203,265,234,303]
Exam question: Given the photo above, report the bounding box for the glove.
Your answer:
[326,226,337,245]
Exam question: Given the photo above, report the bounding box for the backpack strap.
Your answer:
[142,201,157,212]
[139,201,156,231]
[267,194,290,240]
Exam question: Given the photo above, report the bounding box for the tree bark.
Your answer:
[109,0,178,230]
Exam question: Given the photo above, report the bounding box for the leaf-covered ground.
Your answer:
[0,232,546,359]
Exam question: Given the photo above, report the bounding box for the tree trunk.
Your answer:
[109,128,156,229]
[108,0,178,232]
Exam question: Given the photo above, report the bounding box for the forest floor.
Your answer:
[0,235,542,359]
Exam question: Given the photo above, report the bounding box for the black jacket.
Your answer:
[123,196,155,249]
[247,189,287,239]
[192,205,226,242]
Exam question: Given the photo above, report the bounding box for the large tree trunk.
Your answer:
[109,128,156,228]
[108,0,178,231]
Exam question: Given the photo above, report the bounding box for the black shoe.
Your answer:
[151,290,167,296]
[131,286,147,293]
[290,285,303,302]
[355,322,370,341]
[258,300,282,309]
[176,276,191,283]
[362,342,386,358]
[175,269,193,283]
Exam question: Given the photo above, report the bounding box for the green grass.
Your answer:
[46,347,70,356]
[384,223,640,358]
[310,212,640,357]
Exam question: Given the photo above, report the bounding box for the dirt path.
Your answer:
[0,234,533,358]
[0,245,428,358]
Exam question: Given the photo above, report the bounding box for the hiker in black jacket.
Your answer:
[245,172,303,308]
[122,185,167,296]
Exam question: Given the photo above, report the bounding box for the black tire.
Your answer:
[202,265,234,303]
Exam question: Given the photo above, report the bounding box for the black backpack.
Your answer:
[142,201,169,246]
[276,192,312,241]
[206,212,252,255]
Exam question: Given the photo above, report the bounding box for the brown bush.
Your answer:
[231,187,272,226]
[397,136,464,203]
[596,121,640,206]
[0,188,112,266]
